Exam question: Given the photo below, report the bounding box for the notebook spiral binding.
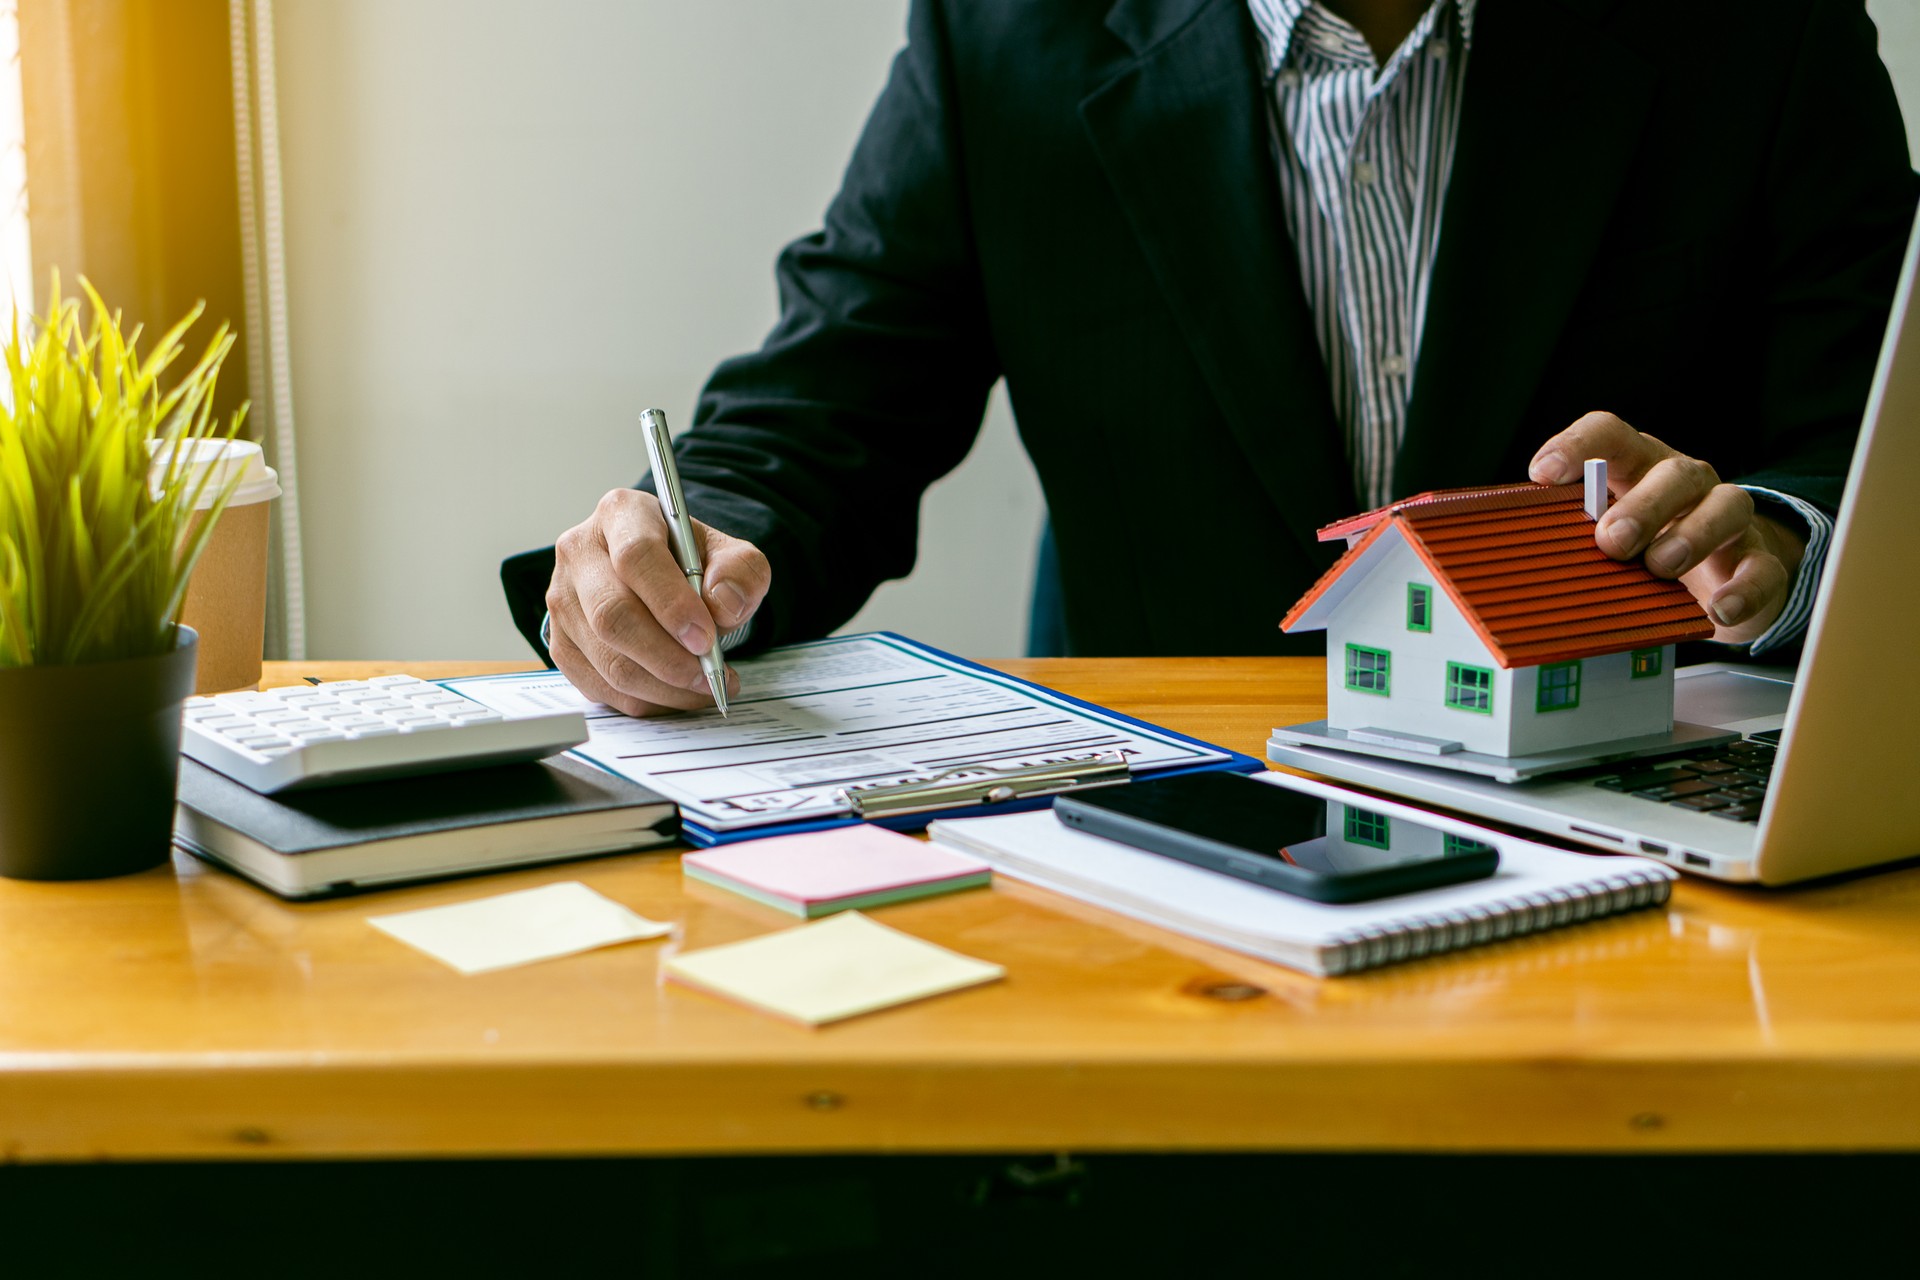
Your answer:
[1320,867,1674,976]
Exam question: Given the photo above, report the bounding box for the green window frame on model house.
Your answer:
[1445,661,1493,714]
[1345,644,1391,696]
[1345,806,1390,849]
[1444,832,1494,857]
[1630,648,1663,679]
[1537,660,1582,712]
[1406,583,1432,632]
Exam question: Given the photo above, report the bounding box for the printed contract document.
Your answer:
[444,634,1236,839]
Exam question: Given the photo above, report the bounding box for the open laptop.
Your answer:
[1268,215,1920,886]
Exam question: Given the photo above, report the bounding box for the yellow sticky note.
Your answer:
[664,912,1004,1025]
[369,881,671,975]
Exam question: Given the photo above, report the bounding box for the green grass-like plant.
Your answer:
[0,275,248,668]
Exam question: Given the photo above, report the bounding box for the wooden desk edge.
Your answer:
[9,1058,1920,1160]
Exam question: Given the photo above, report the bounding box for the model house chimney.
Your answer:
[1584,458,1608,521]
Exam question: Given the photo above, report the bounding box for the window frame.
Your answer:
[1630,648,1663,680]
[1344,643,1392,696]
[1444,832,1493,857]
[1445,661,1494,715]
[1344,806,1391,850]
[1536,660,1583,713]
[1406,583,1432,633]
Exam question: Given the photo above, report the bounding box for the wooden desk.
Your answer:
[4,657,1918,1162]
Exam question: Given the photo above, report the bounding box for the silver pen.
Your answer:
[640,408,730,716]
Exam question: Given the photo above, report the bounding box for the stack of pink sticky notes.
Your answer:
[681,824,991,918]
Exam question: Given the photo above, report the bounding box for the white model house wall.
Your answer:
[1323,534,1518,757]
[1506,644,1676,756]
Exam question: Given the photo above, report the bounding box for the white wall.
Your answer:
[1872,0,1920,168]
[273,0,1043,661]
[274,1,1920,662]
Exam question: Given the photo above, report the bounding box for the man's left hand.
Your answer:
[1528,412,1806,646]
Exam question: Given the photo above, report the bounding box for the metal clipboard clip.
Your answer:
[837,751,1131,820]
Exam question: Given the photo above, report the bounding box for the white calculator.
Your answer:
[181,674,589,794]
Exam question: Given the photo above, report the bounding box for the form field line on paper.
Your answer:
[442,635,1229,834]
[645,718,1082,776]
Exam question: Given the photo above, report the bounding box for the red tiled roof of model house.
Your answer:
[1280,481,1716,668]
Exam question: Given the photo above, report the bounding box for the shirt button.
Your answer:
[1381,353,1408,376]
[1353,160,1379,186]
[1275,67,1301,87]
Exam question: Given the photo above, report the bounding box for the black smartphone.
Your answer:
[1054,772,1499,903]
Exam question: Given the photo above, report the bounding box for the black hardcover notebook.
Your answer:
[174,754,678,899]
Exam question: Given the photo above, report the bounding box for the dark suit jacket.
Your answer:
[506,0,1916,661]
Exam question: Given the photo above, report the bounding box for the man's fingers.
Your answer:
[549,493,713,704]
[598,490,720,659]
[1595,453,1721,559]
[546,616,702,717]
[576,577,712,697]
[548,624,651,716]
[698,526,772,630]
[547,488,768,716]
[553,511,707,693]
[552,579,730,710]
[1641,483,1754,579]
[1531,416,1794,644]
[550,571,712,706]
[1528,411,1672,488]
[1691,539,1790,643]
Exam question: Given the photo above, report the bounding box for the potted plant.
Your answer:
[0,277,247,880]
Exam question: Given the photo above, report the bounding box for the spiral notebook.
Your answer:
[928,807,1674,977]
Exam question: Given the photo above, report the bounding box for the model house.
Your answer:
[1279,462,1716,761]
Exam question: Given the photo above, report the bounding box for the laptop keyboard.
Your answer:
[1580,731,1779,823]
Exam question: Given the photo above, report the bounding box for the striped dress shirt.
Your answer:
[1246,0,1827,654]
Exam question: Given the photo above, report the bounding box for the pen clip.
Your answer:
[837,750,1131,819]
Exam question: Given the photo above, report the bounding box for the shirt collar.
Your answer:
[1248,0,1478,81]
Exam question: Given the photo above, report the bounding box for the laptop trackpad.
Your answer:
[1675,668,1794,732]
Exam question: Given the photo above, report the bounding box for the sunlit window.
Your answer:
[0,0,29,332]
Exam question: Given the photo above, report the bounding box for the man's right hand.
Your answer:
[546,488,771,716]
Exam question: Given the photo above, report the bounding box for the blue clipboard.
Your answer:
[678,632,1262,845]
[446,632,1264,846]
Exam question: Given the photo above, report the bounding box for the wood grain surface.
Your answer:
[3,658,1918,1161]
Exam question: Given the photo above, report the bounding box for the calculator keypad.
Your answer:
[179,674,586,793]
[182,676,501,757]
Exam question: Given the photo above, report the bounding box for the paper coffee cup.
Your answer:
[153,439,282,694]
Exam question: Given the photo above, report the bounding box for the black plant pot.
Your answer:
[0,627,198,880]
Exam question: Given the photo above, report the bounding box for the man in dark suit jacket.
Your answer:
[509,0,1915,715]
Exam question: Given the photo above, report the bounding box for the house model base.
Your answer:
[1268,718,1740,783]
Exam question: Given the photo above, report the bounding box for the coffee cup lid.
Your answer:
[149,438,282,509]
